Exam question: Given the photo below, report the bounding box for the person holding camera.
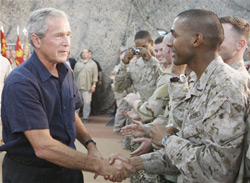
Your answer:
[114,30,160,102]
[114,30,163,182]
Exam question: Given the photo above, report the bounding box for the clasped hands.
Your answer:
[95,154,136,182]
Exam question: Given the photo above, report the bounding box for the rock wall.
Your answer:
[1,0,249,113]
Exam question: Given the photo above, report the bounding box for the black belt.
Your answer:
[6,153,60,168]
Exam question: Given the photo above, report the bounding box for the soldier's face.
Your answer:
[135,38,154,56]
[219,23,238,64]
[154,42,164,63]
[167,17,194,66]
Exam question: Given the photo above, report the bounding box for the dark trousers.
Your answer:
[2,154,84,183]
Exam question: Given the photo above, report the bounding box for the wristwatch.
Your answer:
[170,74,186,83]
[84,139,96,147]
[162,135,171,146]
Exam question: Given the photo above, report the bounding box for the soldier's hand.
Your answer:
[121,119,146,137]
[127,110,140,120]
[122,48,134,64]
[124,93,141,107]
[139,47,152,61]
[150,124,178,147]
[130,138,153,156]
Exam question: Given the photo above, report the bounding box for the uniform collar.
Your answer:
[186,56,223,98]
[230,60,245,71]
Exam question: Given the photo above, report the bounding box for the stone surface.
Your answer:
[0,0,249,112]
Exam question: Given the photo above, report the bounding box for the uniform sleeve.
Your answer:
[168,82,189,129]
[164,96,246,182]
[114,62,132,93]
[133,83,169,123]
[140,148,179,175]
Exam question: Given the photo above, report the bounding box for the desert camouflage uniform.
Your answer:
[141,57,248,183]
[114,56,160,150]
[133,65,172,124]
[144,71,196,130]
[115,57,166,182]
[230,60,250,182]
[114,56,160,101]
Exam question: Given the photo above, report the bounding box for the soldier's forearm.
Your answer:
[129,156,144,171]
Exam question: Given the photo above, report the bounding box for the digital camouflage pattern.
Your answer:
[230,60,250,182]
[141,57,249,183]
[133,66,172,124]
[114,56,160,101]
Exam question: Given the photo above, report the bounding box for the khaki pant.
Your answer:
[79,90,92,120]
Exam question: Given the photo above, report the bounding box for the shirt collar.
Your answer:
[186,56,223,98]
[30,51,69,82]
[230,60,245,71]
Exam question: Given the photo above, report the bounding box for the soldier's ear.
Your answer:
[192,33,203,47]
[236,39,246,51]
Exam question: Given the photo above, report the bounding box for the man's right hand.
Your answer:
[122,48,134,64]
[130,138,153,156]
[101,155,136,182]
[121,119,147,137]
[124,93,141,107]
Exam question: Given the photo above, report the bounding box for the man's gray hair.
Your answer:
[27,7,68,47]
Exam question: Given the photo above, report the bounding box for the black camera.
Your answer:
[131,47,141,55]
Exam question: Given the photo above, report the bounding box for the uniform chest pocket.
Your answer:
[182,111,204,141]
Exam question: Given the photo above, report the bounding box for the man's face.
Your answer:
[135,38,154,57]
[81,49,89,60]
[167,17,194,65]
[38,17,71,64]
[88,51,92,59]
[6,50,11,59]
[219,23,238,64]
[154,42,164,63]
[11,50,16,59]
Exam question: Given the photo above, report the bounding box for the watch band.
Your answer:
[84,139,96,147]
[170,74,186,83]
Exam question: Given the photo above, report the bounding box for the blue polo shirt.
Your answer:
[0,51,83,156]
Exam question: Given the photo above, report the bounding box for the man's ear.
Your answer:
[31,34,41,48]
[192,33,203,47]
[236,39,246,51]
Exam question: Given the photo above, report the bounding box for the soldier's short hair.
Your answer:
[219,16,250,41]
[134,30,152,42]
[154,36,164,44]
[177,9,224,50]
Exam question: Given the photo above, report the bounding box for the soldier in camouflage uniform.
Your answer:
[124,34,173,125]
[218,16,250,182]
[110,9,249,183]
[114,31,160,101]
[114,30,165,182]
[122,34,183,183]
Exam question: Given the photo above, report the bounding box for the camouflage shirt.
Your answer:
[114,56,160,101]
[141,57,248,183]
[230,60,250,182]
[133,65,172,123]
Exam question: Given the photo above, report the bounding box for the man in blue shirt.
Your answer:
[0,8,134,183]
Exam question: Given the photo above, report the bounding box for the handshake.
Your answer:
[96,153,139,182]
